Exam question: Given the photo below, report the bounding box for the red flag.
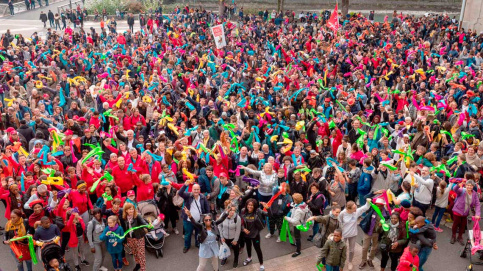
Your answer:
[327,3,339,34]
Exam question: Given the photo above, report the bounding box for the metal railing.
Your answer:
[0,0,66,17]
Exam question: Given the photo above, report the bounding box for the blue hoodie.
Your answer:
[100,225,124,254]
[357,166,374,195]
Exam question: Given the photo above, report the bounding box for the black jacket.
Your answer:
[189,212,227,243]
[17,124,35,145]
[121,214,148,239]
[127,16,134,26]
[179,184,210,222]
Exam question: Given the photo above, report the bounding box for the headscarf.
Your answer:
[28,201,45,227]
[6,217,26,237]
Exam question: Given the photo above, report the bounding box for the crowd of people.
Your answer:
[0,4,482,271]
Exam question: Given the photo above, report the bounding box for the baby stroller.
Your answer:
[41,243,72,271]
[460,217,483,270]
[138,200,166,258]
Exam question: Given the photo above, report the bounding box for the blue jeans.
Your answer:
[312,222,320,237]
[10,250,32,271]
[418,246,432,271]
[110,252,122,269]
[431,206,446,228]
[326,265,340,271]
[183,219,200,249]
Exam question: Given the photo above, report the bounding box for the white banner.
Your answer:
[211,24,226,49]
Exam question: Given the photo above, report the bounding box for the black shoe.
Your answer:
[81,260,89,266]
[458,238,465,246]
[183,247,189,253]
[195,244,200,248]
[367,260,374,268]
[75,266,81,271]
[233,262,238,268]
[133,263,141,271]
[450,236,456,244]
[221,258,227,266]
[307,237,313,241]
[292,252,301,257]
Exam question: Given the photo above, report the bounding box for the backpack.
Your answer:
[300,208,312,226]
[315,193,327,214]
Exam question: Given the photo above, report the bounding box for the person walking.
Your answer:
[127,13,135,32]
[24,0,30,10]
[8,0,14,16]
[48,10,55,28]
[40,11,48,28]
[54,13,61,30]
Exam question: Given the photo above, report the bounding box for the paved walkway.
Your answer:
[228,208,456,271]
[229,242,382,271]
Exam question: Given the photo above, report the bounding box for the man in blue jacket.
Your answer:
[179,183,210,253]
[357,158,374,205]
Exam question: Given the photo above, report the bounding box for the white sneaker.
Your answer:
[265,233,273,239]
[100,267,108,271]
[348,262,353,270]
[174,228,179,235]
[165,232,170,237]
[276,237,281,242]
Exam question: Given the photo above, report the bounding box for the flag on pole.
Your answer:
[327,3,339,34]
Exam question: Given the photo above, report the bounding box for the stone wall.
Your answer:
[188,0,462,12]
[462,0,483,33]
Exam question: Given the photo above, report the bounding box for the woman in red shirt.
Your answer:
[68,181,93,227]
[134,174,154,202]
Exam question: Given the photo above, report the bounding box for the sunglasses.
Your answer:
[204,219,211,222]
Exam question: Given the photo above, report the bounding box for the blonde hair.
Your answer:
[108,215,119,224]
[292,193,303,204]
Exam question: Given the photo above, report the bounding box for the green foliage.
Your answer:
[86,0,161,14]
[87,0,125,14]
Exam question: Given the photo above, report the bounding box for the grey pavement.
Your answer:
[0,199,477,271]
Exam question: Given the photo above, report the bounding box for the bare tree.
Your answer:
[277,0,284,12]
[341,0,349,17]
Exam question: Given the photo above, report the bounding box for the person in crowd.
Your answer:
[240,198,267,271]
[451,180,480,245]
[87,208,107,271]
[179,183,209,253]
[218,203,242,268]
[184,206,227,271]
[379,213,408,271]
[337,199,371,270]
[121,203,148,271]
[317,229,346,271]
[3,209,32,271]
[0,8,481,271]
[100,216,125,271]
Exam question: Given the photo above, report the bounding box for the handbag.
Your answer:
[312,229,324,248]
[313,219,331,248]
[172,191,184,207]
[219,242,231,259]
